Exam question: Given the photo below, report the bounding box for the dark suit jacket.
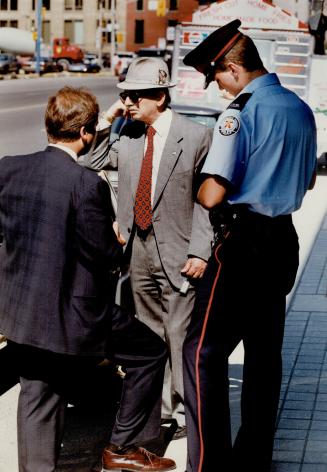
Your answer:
[0,146,122,356]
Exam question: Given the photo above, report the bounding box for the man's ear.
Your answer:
[228,62,240,80]
[157,91,166,108]
[80,126,87,139]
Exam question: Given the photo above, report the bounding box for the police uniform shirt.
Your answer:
[202,73,317,217]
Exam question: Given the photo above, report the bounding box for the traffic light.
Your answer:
[116,32,123,44]
[157,0,166,17]
[32,31,38,41]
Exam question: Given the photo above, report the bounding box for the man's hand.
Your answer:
[102,99,129,123]
[113,221,126,246]
[181,257,207,279]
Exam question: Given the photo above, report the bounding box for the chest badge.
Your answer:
[219,115,240,136]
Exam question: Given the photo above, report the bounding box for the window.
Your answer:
[64,19,84,43]
[169,0,177,10]
[98,0,111,9]
[32,0,50,9]
[65,0,82,9]
[136,0,143,10]
[11,0,17,9]
[135,19,144,44]
[97,19,112,44]
[42,20,50,44]
[0,19,18,26]
[0,0,8,10]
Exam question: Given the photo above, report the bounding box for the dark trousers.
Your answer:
[183,211,299,472]
[10,304,167,472]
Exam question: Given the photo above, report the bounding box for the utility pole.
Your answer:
[110,0,116,76]
[98,1,104,68]
[35,0,42,75]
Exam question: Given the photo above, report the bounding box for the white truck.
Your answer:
[170,0,327,160]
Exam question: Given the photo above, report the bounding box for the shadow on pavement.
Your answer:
[56,363,178,471]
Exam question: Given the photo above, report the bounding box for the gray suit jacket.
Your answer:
[83,111,213,289]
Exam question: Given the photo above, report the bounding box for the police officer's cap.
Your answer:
[183,19,242,88]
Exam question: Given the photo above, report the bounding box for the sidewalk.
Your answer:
[272,211,327,472]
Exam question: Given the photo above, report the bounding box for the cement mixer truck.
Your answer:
[0,28,84,71]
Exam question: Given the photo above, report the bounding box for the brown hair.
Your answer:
[215,35,264,72]
[45,86,99,143]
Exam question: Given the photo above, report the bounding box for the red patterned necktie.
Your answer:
[134,125,156,230]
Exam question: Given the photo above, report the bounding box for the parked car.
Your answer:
[68,61,101,73]
[136,47,166,58]
[113,51,136,76]
[21,56,62,74]
[171,103,221,128]
[0,53,20,74]
[118,66,128,82]
[83,53,100,66]
[136,47,172,71]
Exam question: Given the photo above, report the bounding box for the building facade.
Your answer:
[0,0,127,53]
[125,0,199,51]
[0,0,321,53]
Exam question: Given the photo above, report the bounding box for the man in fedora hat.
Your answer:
[182,20,317,472]
[84,56,213,438]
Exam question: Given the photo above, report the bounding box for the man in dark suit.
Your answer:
[0,86,176,472]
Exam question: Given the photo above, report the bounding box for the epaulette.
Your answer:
[227,93,252,111]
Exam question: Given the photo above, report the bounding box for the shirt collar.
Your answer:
[242,72,281,95]
[151,108,172,138]
[49,143,78,162]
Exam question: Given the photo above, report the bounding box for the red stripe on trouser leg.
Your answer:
[195,238,226,472]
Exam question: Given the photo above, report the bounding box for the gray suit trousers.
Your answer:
[130,228,195,427]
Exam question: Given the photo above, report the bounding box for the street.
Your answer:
[0,75,118,157]
[0,76,327,472]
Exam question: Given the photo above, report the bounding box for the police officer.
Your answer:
[182,20,317,472]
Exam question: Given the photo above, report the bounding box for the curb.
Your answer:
[0,70,115,80]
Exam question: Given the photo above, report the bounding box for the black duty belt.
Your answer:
[209,203,291,244]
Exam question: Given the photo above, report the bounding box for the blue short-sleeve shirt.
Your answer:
[201,73,317,217]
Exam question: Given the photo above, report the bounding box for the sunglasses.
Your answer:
[119,90,158,104]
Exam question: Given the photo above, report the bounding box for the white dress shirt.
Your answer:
[146,108,172,203]
[49,143,78,162]
[96,107,173,204]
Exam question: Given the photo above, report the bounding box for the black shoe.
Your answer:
[172,426,187,440]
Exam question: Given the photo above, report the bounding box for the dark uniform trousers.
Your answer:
[183,206,299,472]
[8,305,167,472]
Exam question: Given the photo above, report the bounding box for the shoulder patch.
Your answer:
[227,93,252,111]
[218,115,240,136]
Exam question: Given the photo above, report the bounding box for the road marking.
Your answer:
[0,103,46,114]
